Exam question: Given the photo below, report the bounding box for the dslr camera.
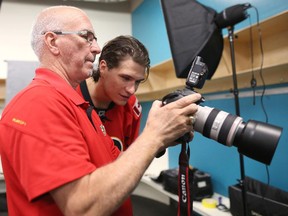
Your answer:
[162,56,282,165]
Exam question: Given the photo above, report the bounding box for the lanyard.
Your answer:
[178,141,193,216]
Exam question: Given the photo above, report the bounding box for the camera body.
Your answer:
[162,56,207,107]
[162,56,207,142]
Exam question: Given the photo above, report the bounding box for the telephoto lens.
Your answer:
[193,106,282,165]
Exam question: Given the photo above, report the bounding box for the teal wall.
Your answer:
[133,0,288,196]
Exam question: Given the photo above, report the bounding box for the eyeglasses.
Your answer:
[43,30,97,45]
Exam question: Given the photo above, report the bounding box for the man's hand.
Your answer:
[142,93,201,151]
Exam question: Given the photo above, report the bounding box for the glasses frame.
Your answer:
[43,30,97,45]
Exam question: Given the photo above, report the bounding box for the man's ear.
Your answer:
[44,32,60,55]
[99,60,108,75]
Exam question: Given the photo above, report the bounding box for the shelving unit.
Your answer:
[136,11,288,101]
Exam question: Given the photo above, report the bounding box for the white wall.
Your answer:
[0,1,132,78]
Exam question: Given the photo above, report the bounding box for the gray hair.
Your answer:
[30,6,85,59]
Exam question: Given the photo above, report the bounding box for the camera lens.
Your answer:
[234,120,282,165]
[193,106,282,165]
[194,106,243,146]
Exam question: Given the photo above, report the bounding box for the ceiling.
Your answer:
[7,0,143,12]
[66,0,128,2]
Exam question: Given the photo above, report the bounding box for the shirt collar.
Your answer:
[34,68,89,108]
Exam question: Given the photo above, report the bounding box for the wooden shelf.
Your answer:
[136,11,288,101]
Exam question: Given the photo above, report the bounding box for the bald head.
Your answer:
[31,6,90,59]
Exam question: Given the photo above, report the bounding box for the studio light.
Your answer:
[215,3,251,29]
[160,0,223,79]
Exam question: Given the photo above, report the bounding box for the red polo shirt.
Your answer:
[0,68,132,216]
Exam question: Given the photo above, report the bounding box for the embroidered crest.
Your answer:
[132,98,142,117]
[100,124,107,136]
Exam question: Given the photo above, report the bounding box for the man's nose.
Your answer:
[91,40,101,54]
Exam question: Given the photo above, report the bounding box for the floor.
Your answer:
[131,194,178,216]
[0,193,7,215]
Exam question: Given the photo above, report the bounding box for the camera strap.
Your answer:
[178,141,192,216]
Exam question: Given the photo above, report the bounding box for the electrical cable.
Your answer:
[248,15,257,105]
[251,6,269,123]
[250,7,272,211]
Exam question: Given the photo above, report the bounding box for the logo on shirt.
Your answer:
[111,137,124,151]
[12,117,27,126]
[98,110,106,118]
[100,124,107,136]
[132,98,142,117]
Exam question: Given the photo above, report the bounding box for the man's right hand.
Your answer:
[142,93,201,151]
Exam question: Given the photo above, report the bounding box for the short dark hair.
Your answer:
[92,35,150,82]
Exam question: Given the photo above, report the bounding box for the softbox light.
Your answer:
[160,0,223,79]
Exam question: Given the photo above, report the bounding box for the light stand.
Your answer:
[215,4,253,215]
[227,26,248,216]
